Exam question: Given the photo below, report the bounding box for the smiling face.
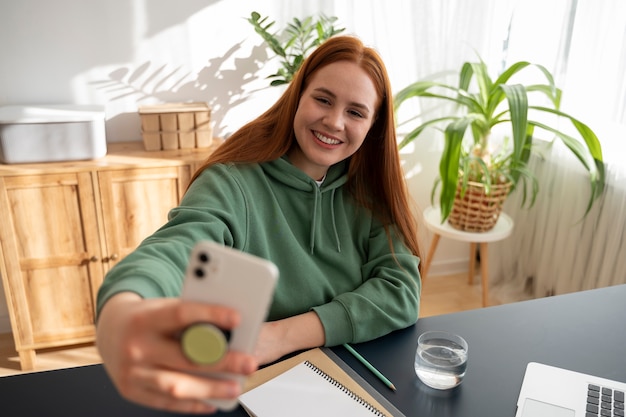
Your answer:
[288,60,379,180]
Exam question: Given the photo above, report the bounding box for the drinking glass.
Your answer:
[414,330,468,390]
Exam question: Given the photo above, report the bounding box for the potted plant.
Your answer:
[247,11,345,86]
[394,58,605,231]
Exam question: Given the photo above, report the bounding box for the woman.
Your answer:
[96,35,422,414]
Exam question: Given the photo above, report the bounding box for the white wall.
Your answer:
[0,0,469,333]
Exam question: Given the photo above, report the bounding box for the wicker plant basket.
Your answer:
[448,181,512,232]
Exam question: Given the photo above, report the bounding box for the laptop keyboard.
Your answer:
[587,383,625,417]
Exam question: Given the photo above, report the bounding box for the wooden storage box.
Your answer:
[139,102,212,151]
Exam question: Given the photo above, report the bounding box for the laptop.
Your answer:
[515,362,626,417]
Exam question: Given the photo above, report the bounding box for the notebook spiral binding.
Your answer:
[304,360,387,417]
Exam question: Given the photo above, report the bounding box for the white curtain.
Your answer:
[489,1,626,302]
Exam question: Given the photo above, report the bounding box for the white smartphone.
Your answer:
[180,241,279,411]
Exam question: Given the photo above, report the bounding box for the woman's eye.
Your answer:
[315,97,331,105]
[349,109,364,118]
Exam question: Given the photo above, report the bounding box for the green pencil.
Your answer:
[343,343,397,391]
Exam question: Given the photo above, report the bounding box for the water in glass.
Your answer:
[415,334,468,390]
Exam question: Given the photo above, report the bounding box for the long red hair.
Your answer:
[191,36,421,268]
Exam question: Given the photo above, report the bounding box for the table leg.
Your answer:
[468,242,477,285]
[479,242,489,307]
[18,348,36,371]
[421,233,440,281]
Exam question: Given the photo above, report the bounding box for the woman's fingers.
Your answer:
[139,365,242,400]
[128,297,241,336]
[118,365,243,414]
[113,350,257,414]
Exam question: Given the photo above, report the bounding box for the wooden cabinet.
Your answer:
[0,141,219,370]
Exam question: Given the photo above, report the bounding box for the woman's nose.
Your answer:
[323,109,344,131]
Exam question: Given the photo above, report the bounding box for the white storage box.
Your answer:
[0,105,107,164]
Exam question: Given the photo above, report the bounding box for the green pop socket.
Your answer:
[181,323,229,365]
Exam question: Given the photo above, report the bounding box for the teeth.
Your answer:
[314,131,341,145]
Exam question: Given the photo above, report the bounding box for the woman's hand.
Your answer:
[96,292,258,414]
[254,311,326,365]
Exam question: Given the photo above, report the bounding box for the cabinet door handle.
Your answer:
[103,253,120,262]
[89,256,99,263]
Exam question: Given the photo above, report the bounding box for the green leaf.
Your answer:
[394,81,481,113]
[458,62,474,92]
[468,61,491,109]
[511,164,539,208]
[532,64,560,107]
[398,116,460,149]
[500,84,528,162]
[493,61,531,85]
[247,12,286,58]
[528,118,605,213]
[530,106,603,161]
[439,118,473,221]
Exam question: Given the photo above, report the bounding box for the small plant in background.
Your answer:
[247,11,345,86]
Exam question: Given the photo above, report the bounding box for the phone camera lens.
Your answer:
[194,267,205,279]
[198,252,210,263]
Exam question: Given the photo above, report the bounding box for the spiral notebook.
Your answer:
[239,348,404,417]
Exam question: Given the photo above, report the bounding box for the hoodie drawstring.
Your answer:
[330,189,341,253]
[309,185,341,254]
[309,187,319,254]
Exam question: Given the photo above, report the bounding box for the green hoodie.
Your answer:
[96,156,421,346]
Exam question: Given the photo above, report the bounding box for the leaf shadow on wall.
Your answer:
[90,41,270,140]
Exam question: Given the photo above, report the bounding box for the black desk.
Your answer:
[2,284,625,417]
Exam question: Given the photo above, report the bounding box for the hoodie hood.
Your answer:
[261,156,349,253]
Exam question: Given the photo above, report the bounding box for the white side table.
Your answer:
[421,206,514,307]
